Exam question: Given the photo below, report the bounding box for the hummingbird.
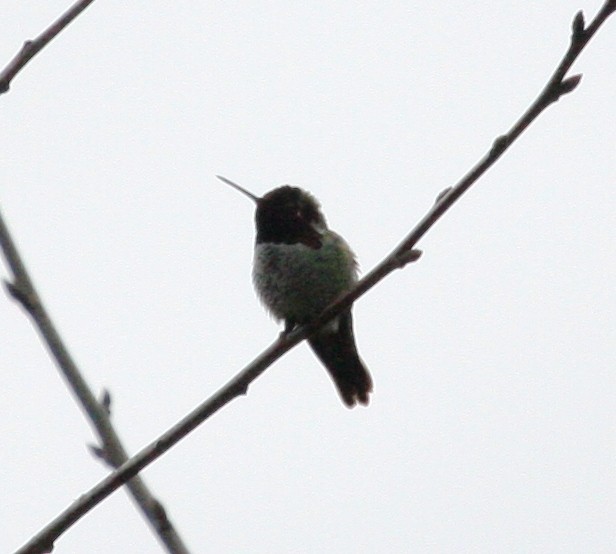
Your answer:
[218,175,373,407]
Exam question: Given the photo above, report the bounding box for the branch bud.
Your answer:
[571,11,586,41]
[559,74,583,97]
[100,388,112,415]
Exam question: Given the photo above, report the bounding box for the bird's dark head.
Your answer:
[218,176,326,248]
[256,186,326,247]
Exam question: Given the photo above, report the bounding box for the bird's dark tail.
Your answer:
[308,311,373,407]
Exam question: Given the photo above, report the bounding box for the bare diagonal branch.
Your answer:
[0,0,96,94]
[1,212,190,554]
[0,2,190,553]
[13,2,615,553]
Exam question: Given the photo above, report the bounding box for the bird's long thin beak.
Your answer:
[216,175,260,203]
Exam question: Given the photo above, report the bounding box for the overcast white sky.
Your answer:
[2,2,615,553]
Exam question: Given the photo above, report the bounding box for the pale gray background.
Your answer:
[2,2,615,552]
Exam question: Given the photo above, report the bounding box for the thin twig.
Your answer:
[13,2,616,552]
[0,214,190,554]
[0,0,95,94]
[0,2,191,553]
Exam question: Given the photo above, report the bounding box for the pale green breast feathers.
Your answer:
[253,230,358,324]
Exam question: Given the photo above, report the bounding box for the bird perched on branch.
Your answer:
[219,175,373,407]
